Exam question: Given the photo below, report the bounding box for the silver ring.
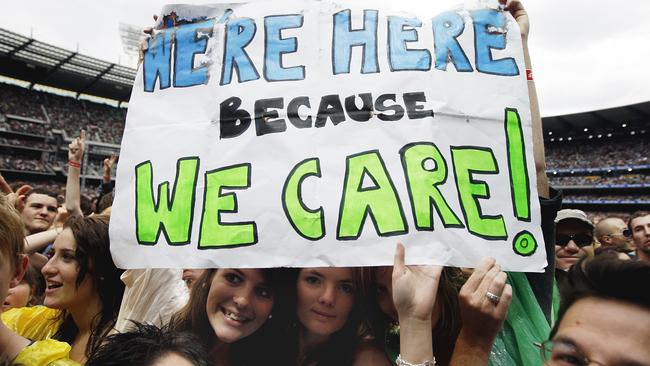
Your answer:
[486,291,501,305]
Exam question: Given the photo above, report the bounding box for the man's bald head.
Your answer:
[595,217,634,252]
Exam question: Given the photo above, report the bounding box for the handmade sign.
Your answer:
[110,0,545,271]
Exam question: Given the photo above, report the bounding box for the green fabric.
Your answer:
[552,280,560,326]
[488,272,550,366]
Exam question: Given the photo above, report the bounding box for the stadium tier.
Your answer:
[1,27,649,215]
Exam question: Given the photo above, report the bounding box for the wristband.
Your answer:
[526,69,533,81]
[68,160,81,168]
[396,355,436,366]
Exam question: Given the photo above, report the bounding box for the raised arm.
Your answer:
[502,0,549,198]
[24,228,60,254]
[392,243,442,365]
[102,155,117,186]
[65,130,85,217]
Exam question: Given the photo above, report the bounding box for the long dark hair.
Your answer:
[278,267,370,366]
[52,215,125,357]
[366,267,464,366]
[169,268,290,365]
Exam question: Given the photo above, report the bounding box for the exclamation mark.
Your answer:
[504,108,537,256]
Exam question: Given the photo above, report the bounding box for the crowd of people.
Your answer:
[0,84,46,121]
[1,157,52,174]
[564,194,650,203]
[44,93,126,145]
[1,1,649,365]
[0,83,126,145]
[549,173,650,186]
[0,120,50,137]
[545,136,649,170]
[0,137,52,151]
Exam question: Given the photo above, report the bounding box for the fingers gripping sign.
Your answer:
[500,0,529,40]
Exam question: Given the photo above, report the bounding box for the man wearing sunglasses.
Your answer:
[553,209,594,273]
[594,217,635,255]
[629,211,650,263]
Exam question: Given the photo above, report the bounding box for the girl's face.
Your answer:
[2,282,31,311]
[375,266,442,328]
[296,268,355,340]
[41,229,95,310]
[205,269,274,343]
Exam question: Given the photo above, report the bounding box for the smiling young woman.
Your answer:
[277,267,390,366]
[2,215,124,364]
[169,267,291,365]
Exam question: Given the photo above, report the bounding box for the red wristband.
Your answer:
[526,69,533,81]
[68,160,81,168]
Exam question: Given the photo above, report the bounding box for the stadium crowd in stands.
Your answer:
[0,83,46,120]
[564,194,650,203]
[0,137,52,151]
[549,173,650,186]
[0,82,126,144]
[1,157,51,173]
[545,136,649,169]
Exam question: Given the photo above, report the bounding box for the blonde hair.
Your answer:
[0,195,26,270]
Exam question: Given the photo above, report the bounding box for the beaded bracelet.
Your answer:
[68,160,81,168]
[395,355,436,366]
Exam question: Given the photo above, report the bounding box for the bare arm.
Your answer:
[392,243,442,364]
[505,0,549,198]
[24,228,59,254]
[65,130,85,217]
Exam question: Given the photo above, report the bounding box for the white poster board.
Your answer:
[110,0,546,271]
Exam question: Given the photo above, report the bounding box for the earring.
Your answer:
[268,314,273,319]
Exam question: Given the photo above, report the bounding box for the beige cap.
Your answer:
[554,209,594,229]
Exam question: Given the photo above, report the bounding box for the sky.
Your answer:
[4,0,650,117]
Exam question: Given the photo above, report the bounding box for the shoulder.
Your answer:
[353,340,392,366]
[2,306,62,340]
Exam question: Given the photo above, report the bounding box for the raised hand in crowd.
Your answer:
[391,243,442,365]
[103,154,117,184]
[450,258,512,365]
[0,175,32,212]
[65,130,86,217]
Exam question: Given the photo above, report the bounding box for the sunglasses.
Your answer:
[556,233,593,247]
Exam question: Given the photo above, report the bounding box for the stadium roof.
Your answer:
[0,28,136,102]
[543,101,650,137]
